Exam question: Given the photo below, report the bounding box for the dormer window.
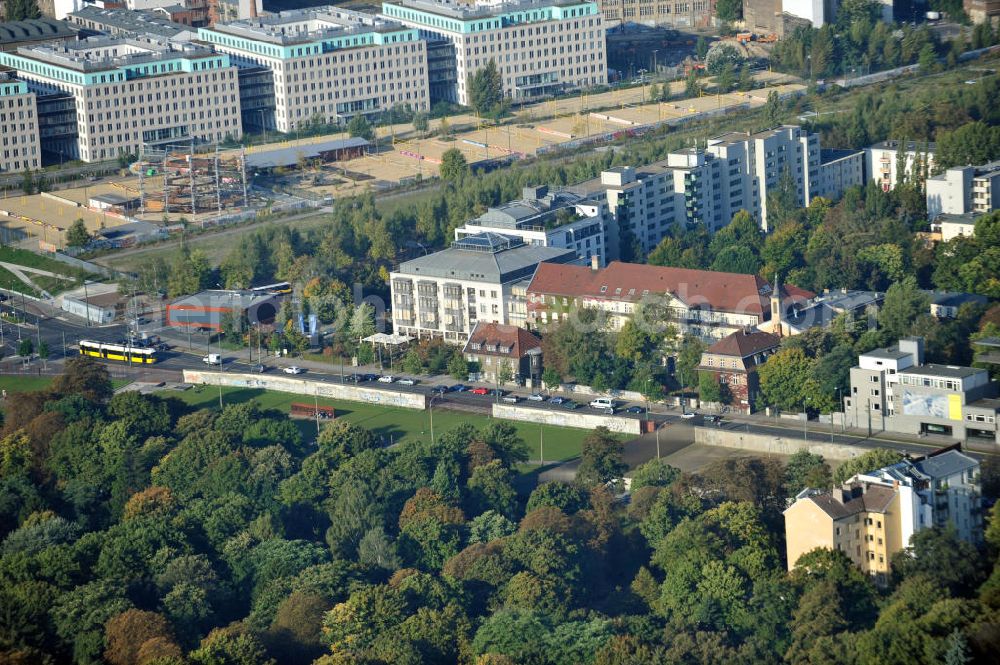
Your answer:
[600,285,607,293]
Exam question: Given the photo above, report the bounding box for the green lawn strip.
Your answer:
[0,265,42,298]
[164,385,591,461]
[0,376,132,395]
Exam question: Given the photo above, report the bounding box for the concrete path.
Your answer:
[0,262,62,299]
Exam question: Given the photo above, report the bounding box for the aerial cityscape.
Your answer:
[0,0,999,662]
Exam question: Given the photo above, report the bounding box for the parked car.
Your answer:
[548,396,565,405]
[450,384,468,392]
[249,363,266,374]
[490,389,506,397]
[359,373,378,382]
[432,385,449,394]
[589,398,615,411]
[527,393,545,402]
[377,375,395,383]
[202,354,221,365]
[283,366,304,375]
[470,387,489,396]
[704,415,721,424]
[501,395,520,404]
[681,411,697,419]
[562,400,581,410]
[397,378,417,386]
[625,405,644,414]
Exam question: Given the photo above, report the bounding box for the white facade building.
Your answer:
[0,73,40,173]
[453,185,613,266]
[782,0,835,27]
[390,232,577,344]
[866,139,936,192]
[382,0,607,105]
[0,36,242,163]
[200,7,429,133]
[925,161,1000,220]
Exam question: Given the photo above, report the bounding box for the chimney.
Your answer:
[590,254,600,271]
[249,0,259,19]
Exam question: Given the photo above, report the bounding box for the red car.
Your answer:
[470,387,489,395]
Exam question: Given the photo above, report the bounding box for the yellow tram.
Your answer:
[78,340,158,364]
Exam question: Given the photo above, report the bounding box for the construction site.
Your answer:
[133,144,251,216]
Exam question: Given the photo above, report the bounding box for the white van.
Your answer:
[202,353,222,365]
[589,397,615,412]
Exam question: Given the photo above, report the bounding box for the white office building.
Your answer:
[0,36,242,163]
[382,0,607,105]
[0,72,40,173]
[453,185,613,266]
[199,7,429,133]
[925,160,1000,220]
[390,232,577,343]
[866,139,936,192]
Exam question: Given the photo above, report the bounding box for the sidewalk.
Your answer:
[714,409,995,456]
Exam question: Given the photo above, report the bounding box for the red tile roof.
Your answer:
[527,261,813,317]
[463,322,542,358]
[707,329,781,358]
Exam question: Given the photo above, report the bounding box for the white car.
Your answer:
[202,353,222,365]
[283,366,304,375]
[377,375,395,383]
[527,393,545,402]
[681,411,697,419]
[397,378,417,386]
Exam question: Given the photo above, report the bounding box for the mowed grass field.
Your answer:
[169,385,594,462]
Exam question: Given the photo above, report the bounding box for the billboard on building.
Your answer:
[902,390,962,420]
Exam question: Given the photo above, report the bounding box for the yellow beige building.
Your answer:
[784,448,982,585]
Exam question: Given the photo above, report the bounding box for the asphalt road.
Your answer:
[1,304,989,465]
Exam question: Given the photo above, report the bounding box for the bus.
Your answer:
[79,340,159,364]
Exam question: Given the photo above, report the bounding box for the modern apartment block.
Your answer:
[199,7,428,133]
[0,35,242,162]
[382,0,607,105]
[866,139,936,192]
[595,0,714,29]
[453,185,613,266]
[816,148,865,200]
[785,447,982,583]
[390,232,577,344]
[925,160,1000,220]
[567,161,684,257]
[843,337,1000,444]
[0,71,41,172]
[567,125,831,250]
[526,260,813,342]
[706,125,821,231]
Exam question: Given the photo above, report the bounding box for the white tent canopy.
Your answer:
[362,333,413,346]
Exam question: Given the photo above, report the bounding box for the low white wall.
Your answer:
[694,426,874,461]
[492,403,642,434]
[182,370,427,410]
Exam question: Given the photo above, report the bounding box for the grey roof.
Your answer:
[244,137,368,169]
[868,139,936,152]
[69,7,194,40]
[785,289,881,331]
[974,336,1000,349]
[820,148,863,164]
[913,450,979,479]
[863,347,912,361]
[0,17,77,44]
[936,212,980,225]
[924,290,988,309]
[171,289,276,310]
[397,233,576,281]
[900,364,983,379]
[968,397,1000,411]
